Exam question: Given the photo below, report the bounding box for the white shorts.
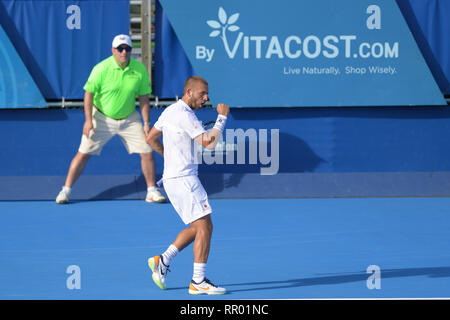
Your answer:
[163,175,212,225]
[78,108,152,156]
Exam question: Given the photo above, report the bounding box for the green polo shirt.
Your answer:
[83,56,151,119]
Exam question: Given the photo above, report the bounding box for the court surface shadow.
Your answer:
[223,266,450,293]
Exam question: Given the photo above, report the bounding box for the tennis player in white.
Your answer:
[145,76,229,295]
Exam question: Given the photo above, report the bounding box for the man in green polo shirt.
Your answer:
[56,34,166,204]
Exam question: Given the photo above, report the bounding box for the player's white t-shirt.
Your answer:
[154,100,206,179]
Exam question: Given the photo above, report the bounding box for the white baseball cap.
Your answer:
[112,34,132,48]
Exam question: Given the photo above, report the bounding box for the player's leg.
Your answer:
[188,215,225,295]
[149,215,223,294]
[155,215,212,274]
[148,176,197,289]
[148,222,196,290]
[148,176,224,294]
[154,215,213,271]
[191,215,213,264]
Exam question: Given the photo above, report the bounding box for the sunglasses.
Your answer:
[116,46,132,53]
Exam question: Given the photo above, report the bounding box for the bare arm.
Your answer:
[146,127,164,157]
[83,91,95,137]
[195,128,221,150]
[194,103,230,150]
[139,95,151,135]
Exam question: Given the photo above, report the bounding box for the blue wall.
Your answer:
[1,1,450,200]
[1,106,450,200]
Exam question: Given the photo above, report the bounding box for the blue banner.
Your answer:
[158,0,446,107]
[0,25,46,108]
[396,0,450,95]
[154,0,193,99]
[0,0,129,100]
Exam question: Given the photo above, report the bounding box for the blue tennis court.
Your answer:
[2,0,450,313]
[1,197,449,300]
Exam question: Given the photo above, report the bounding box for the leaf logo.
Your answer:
[206,7,242,58]
[207,7,240,37]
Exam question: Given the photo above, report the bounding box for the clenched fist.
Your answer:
[216,103,230,117]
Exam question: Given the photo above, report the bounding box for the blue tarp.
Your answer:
[153,0,193,99]
[0,24,46,108]
[396,0,450,94]
[0,0,129,100]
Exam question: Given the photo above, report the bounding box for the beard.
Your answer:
[188,97,203,109]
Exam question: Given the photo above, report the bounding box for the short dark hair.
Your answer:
[183,76,208,95]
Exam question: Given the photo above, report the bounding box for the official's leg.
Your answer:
[117,111,165,202]
[141,151,166,202]
[77,108,115,159]
[140,152,156,187]
[64,152,92,188]
[56,108,115,204]
[56,152,91,204]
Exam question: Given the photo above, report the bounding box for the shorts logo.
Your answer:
[201,199,210,210]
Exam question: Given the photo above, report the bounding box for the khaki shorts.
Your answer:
[78,108,152,156]
[163,175,212,225]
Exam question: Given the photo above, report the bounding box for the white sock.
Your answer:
[161,244,178,266]
[62,186,72,195]
[192,263,206,283]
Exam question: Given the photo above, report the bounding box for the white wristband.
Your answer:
[213,114,227,132]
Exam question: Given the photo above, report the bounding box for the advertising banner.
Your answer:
[159,0,446,107]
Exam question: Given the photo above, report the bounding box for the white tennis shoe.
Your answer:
[56,187,70,204]
[189,278,226,295]
[148,255,169,290]
[146,188,166,203]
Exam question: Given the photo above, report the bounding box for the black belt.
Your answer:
[94,106,127,120]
